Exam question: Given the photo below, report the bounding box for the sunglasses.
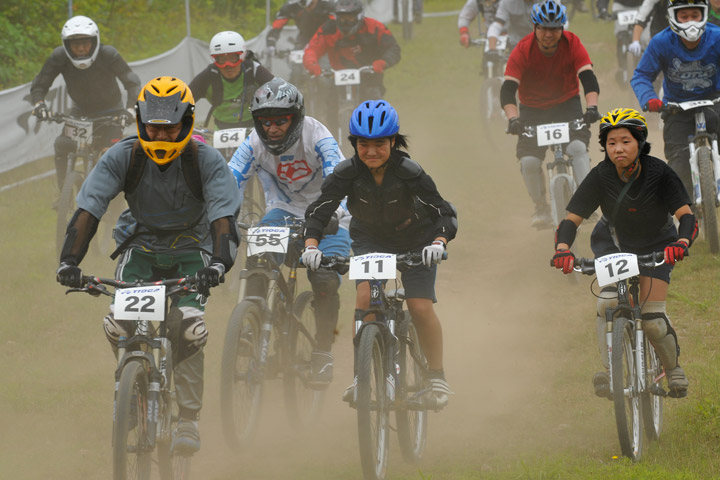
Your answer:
[212,52,243,68]
[257,115,293,127]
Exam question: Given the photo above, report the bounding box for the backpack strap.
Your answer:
[124,140,148,195]
[180,139,204,203]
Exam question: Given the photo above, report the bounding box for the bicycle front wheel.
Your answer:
[396,313,428,463]
[642,336,663,442]
[356,324,389,480]
[55,170,83,258]
[284,290,324,430]
[698,146,719,253]
[220,300,264,449]
[550,174,573,227]
[113,360,152,480]
[611,316,643,461]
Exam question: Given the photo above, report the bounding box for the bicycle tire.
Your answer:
[113,360,152,480]
[356,324,389,480]
[550,174,573,227]
[697,146,719,253]
[220,300,264,449]
[396,312,428,463]
[284,290,324,430]
[641,336,663,442]
[478,79,497,125]
[55,170,84,258]
[611,316,643,461]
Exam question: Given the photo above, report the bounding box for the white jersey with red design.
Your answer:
[228,116,347,224]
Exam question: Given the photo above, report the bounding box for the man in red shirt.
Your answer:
[500,0,601,229]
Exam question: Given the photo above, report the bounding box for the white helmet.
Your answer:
[209,31,246,58]
[61,15,100,70]
[667,0,708,42]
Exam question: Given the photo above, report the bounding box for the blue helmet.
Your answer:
[531,0,567,27]
[349,100,400,138]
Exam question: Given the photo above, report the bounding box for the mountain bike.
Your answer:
[660,98,720,253]
[323,252,443,480]
[600,9,641,86]
[47,111,132,258]
[265,48,308,92]
[571,252,667,461]
[66,274,209,479]
[518,118,587,227]
[219,218,327,449]
[470,36,510,126]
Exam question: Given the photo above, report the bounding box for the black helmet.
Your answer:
[335,0,364,35]
[251,78,305,155]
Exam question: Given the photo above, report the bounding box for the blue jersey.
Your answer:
[631,24,720,107]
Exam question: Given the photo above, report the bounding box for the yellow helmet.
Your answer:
[136,76,195,165]
[598,108,648,145]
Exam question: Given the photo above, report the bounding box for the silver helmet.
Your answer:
[251,78,305,155]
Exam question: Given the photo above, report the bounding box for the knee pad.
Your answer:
[182,318,208,349]
[54,134,75,155]
[565,139,587,158]
[308,269,341,297]
[520,156,542,176]
[641,301,674,341]
[596,287,618,319]
[103,314,129,346]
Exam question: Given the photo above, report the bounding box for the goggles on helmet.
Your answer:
[213,52,243,68]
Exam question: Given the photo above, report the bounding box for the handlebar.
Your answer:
[46,111,134,128]
[518,118,587,138]
[572,252,665,275]
[65,275,201,298]
[317,252,449,270]
[660,97,720,115]
[316,65,375,78]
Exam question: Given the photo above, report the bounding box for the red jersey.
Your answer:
[504,31,592,110]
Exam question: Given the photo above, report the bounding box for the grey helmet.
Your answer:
[335,0,364,35]
[251,78,305,155]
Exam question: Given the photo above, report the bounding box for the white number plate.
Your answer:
[64,118,94,145]
[594,253,640,287]
[289,50,304,64]
[213,128,247,148]
[349,253,397,280]
[334,69,361,86]
[485,35,508,52]
[616,10,638,26]
[678,99,714,110]
[536,122,570,146]
[115,285,166,321]
[246,226,290,256]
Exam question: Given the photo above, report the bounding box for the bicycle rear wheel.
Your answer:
[55,170,83,258]
[356,324,389,480]
[698,146,719,253]
[641,336,663,442]
[396,313,428,463]
[220,300,264,449]
[611,316,643,461]
[284,290,324,429]
[113,360,152,480]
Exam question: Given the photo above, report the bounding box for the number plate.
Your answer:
[677,99,714,110]
[246,226,290,255]
[349,253,397,280]
[213,128,247,148]
[594,253,640,287]
[485,35,508,52]
[289,50,304,64]
[616,10,638,26]
[63,118,94,145]
[334,69,361,86]
[536,122,570,146]
[115,285,166,321]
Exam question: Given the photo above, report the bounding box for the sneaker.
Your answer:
[666,366,689,398]
[308,351,334,389]
[342,376,358,403]
[531,204,554,230]
[426,378,453,410]
[171,419,200,455]
[593,371,612,399]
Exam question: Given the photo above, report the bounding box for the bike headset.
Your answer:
[209,31,246,68]
[136,76,196,165]
[62,15,100,70]
[250,78,305,155]
[530,0,567,28]
[335,0,365,35]
[667,0,708,42]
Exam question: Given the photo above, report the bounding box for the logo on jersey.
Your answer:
[277,159,312,183]
[667,58,716,92]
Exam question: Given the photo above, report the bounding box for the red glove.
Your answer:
[459,27,470,48]
[372,59,387,73]
[307,63,322,76]
[664,240,688,265]
[645,98,663,113]
[551,249,575,274]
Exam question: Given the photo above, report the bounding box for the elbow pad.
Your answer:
[579,69,600,95]
[486,21,503,39]
[500,80,518,108]
[677,213,698,246]
[554,219,578,249]
[210,216,239,272]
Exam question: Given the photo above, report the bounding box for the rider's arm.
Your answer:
[377,21,402,68]
[458,0,481,30]
[630,38,662,107]
[303,25,329,72]
[251,61,275,85]
[30,48,64,105]
[634,0,658,29]
[314,122,345,178]
[188,66,212,102]
[200,142,243,228]
[500,77,520,119]
[227,136,256,197]
[304,173,348,241]
[486,20,505,49]
[632,23,645,43]
[409,167,458,244]
[59,209,100,266]
[554,213,583,250]
[106,47,142,108]
[578,67,599,108]
[675,206,697,245]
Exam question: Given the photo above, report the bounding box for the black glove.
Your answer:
[196,263,225,296]
[57,261,83,287]
[33,101,50,121]
[583,106,601,125]
[507,117,522,135]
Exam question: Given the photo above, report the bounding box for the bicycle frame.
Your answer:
[685,109,720,205]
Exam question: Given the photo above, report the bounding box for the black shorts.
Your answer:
[351,237,438,302]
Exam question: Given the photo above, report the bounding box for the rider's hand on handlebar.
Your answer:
[506,117,522,135]
[57,261,83,287]
[33,101,50,121]
[196,263,225,296]
[551,249,575,274]
[628,40,642,57]
[422,241,446,267]
[459,27,470,47]
[302,245,323,271]
[664,240,688,265]
[644,98,663,113]
[307,64,322,77]
[598,8,612,20]
[372,59,387,73]
[583,106,601,125]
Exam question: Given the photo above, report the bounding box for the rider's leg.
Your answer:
[406,298,443,372]
[566,139,591,186]
[54,134,75,191]
[519,155,552,227]
[664,111,696,200]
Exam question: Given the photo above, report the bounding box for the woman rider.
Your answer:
[301,100,458,408]
[551,108,697,399]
